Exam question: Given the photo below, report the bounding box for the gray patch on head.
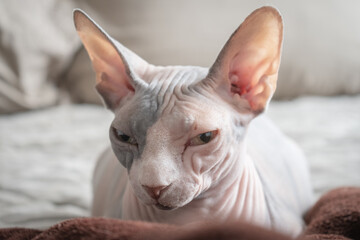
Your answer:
[130,88,161,155]
[110,92,160,170]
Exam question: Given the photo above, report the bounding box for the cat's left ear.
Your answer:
[206,6,283,115]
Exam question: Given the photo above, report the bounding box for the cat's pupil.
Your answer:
[120,134,130,142]
[114,128,131,143]
[199,132,212,143]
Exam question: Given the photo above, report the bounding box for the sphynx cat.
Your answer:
[74,6,313,236]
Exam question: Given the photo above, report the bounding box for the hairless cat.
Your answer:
[74,6,313,236]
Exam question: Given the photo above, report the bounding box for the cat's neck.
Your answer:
[121,153,270,227]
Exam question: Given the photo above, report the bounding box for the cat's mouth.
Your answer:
[155,203,176,211]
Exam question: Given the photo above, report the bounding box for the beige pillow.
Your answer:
[0,0,80,113]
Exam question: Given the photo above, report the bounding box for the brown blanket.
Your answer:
[1,187,359,240]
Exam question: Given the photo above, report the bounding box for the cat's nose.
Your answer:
[142,185,169,200]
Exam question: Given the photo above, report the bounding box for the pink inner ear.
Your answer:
[227,48,276,113]
[228,50,264,96]
[92,46,135,98]
[229,71,253,96]
[92,52,135,109]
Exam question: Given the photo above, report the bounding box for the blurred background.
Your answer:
[0,0,359,229]
[1,0,360,112]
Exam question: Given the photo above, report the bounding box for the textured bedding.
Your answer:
[0,95,359,229]
[0,105,113,228]
[267,95,360,197]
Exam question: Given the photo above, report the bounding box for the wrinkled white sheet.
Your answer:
[268,95,360,197]
[0,105,112,228]
[0,96,359,229]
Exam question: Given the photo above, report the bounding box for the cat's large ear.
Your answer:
[73,9,148,111]
[206,6,283,116]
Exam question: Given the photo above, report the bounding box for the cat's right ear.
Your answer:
[73,9,147,111]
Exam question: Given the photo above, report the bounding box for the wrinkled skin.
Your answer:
[74,7,314,236]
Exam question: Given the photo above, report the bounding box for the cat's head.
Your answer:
[74,7,283,210]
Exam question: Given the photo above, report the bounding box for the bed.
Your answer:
[0,0,359,238]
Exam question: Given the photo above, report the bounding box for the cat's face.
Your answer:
[74,6,283,210]
[109,66,247,209]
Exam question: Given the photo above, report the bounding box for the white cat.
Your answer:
[74,6,313,236]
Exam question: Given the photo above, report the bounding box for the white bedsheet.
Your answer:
[0,96,359,229]
[0,105,112,228]
[268,95,360,197]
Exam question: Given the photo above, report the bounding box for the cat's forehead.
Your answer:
[133,65,210,116]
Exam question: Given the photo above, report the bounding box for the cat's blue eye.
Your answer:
[113,128,137,145]
[188,130,218,146]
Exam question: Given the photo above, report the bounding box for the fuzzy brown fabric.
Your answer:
[0,187,359,240]
[0,219,290,240]
[0,228,42,240]
[300,187,360,240]
[0,219,179,240]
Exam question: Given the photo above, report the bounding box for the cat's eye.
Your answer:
[113,128,137,145]
[188,130,218,146]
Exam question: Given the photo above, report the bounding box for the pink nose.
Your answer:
[142,185,168,200]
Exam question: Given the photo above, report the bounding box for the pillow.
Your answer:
[0,0,81,113]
